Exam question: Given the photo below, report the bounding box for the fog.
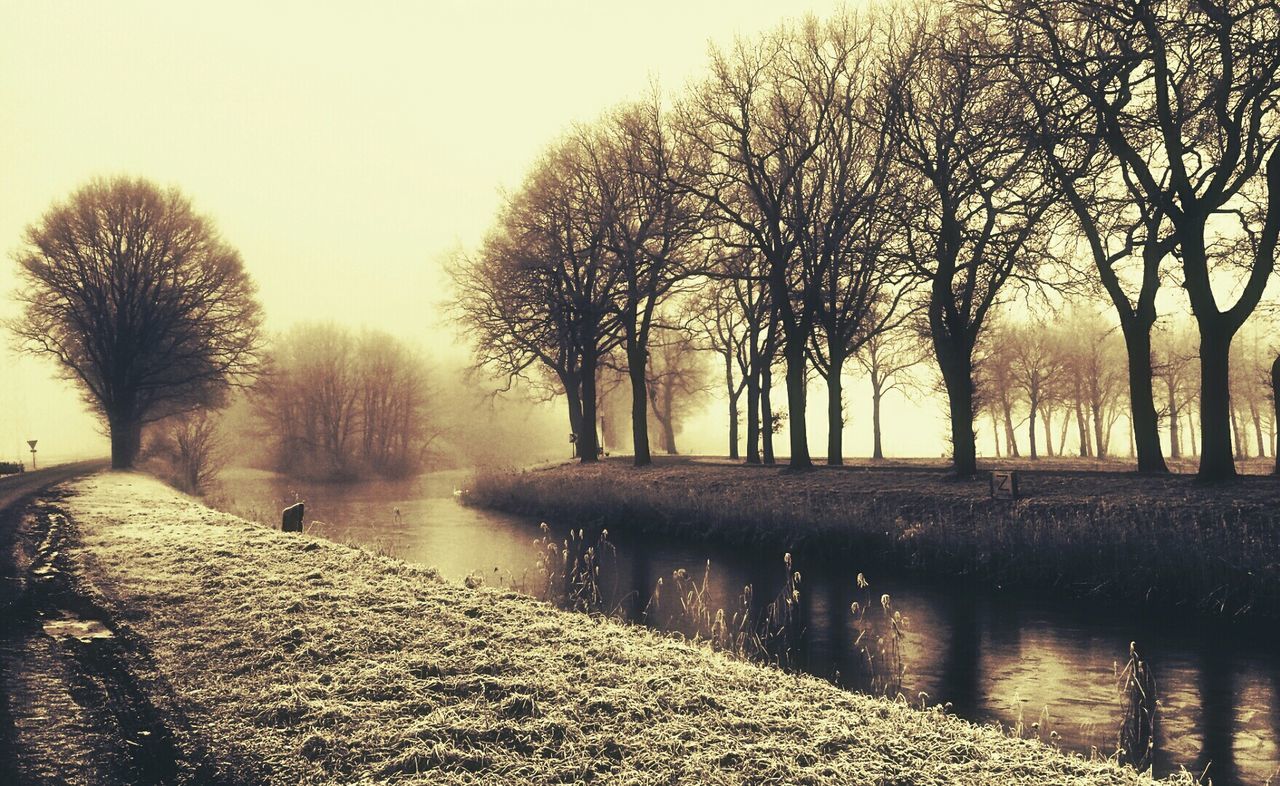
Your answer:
[0,0,954,466]
[1,2,1250,468]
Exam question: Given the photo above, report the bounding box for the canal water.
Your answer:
[209,468,1280,785]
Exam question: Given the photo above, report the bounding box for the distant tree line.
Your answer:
[453,0,1280,481]
[255,324,438,480]
[979,312,1278,462]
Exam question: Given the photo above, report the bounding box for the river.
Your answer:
[208,467,1280,785]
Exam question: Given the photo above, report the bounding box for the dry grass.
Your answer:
[465,459,1280,620]
[61,472,1196,785]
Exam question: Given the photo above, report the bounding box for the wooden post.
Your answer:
[282,502,305,533]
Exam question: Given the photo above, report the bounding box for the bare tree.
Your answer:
[986,0,1177,472]
[853,320,930,460]
[802,15,920,465]
[1230,320,1274,459]
[1152,324,1199,460]
[451,232,585,448]
[975,318,1025,458]
[688,272,751,459]
[594,99,708,466]
[678,15,868,468]
[9,177,263,468]
[1058,309,1129,458]
[885,6,1058,476]
[356,331,437,477]
[146,410,224,494]
[729,248,781,465]
[1007,320,1068,459]
[258,324,360,478]
[645,327,712,454]
[453,134,628,464]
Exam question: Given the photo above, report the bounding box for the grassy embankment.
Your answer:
[61,472,1194,785]
[465,458,1280,621]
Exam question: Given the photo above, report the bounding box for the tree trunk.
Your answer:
[1002,401,1020,457]
[726,354,740,461]
[1187,412,1197,457]
[1041,405,1055,458]
[1272,356,1280,475]
[564,373,584,459]
[826,359,844,466]
[991,412,1001,458]
[1076,402,1091,458]
[1028,403,1038,460]
[784,344,812,469]
[579,354,600,464]
[109,412,141,469]
[762,361,776,465]
[1093,398,1107,459]
[662,385,677,454]
[936,338,977,477]
[628,345,651,467]
[746,363,761,464]
[872,380,885,460]
[1120,323,1169,473]
[1230,403,1245,460]
[1197,323,1236,480]
[1168,385,1181,460]
[1251,402,1265,459]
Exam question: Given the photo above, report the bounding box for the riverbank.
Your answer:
[464,458,1280,622]
[53,471,1193,784]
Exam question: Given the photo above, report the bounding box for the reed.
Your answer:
[465,464,1280,621]
[847,572,906,697]
[1116,642,1158,773]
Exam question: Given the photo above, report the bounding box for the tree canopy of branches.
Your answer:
[257,324,436,480]
[9,176,263,468]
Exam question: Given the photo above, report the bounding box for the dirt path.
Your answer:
[0,465,223,785]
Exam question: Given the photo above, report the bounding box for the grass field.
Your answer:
[62,471,1196,785]
[464,457,1280,622]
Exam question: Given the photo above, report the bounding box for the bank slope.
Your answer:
[64,472,1186,785]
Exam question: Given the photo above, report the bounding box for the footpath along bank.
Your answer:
[47,472,1196,784]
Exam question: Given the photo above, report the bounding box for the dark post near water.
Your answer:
[990,470,1019,500]
[281,502,304,533]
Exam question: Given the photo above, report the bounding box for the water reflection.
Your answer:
[211,469,1280,785]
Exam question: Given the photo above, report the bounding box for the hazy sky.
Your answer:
[0,0,975,464]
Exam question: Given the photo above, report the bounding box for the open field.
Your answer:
[54,471,1196,784]
[465,457,1280,621]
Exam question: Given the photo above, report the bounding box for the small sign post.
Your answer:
[281,502,305,533]
[26,440,37,470]
[990,470,1019,500]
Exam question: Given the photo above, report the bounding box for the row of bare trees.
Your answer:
[255,324,437,480]
[454,0,1280,480]
[980,312,1279,461]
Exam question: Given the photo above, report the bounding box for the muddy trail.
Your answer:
[0,477,233,785]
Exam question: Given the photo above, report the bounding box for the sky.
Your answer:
[0,0,1107,466]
